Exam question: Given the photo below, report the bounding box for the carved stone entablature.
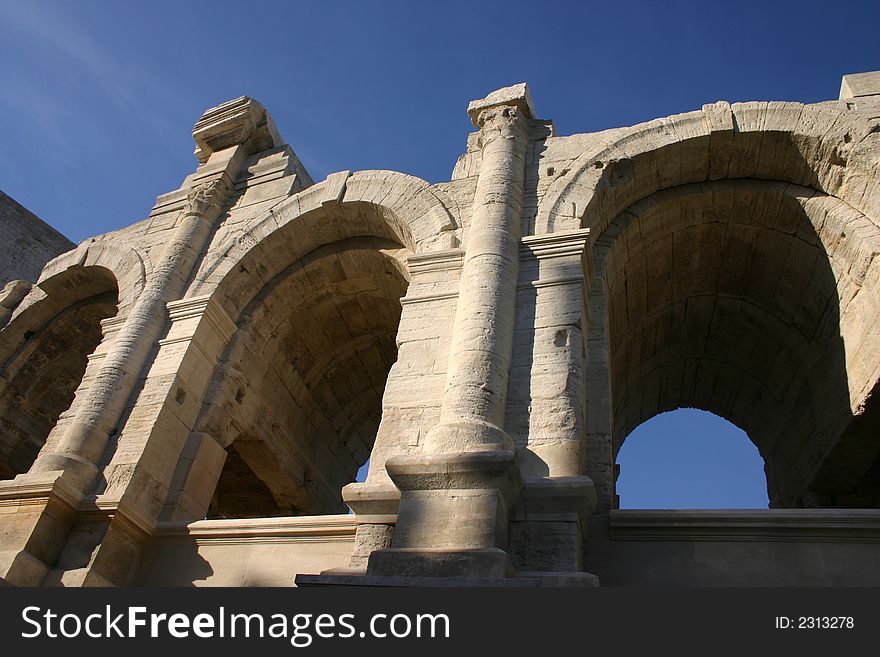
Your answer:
[192,96,284,163]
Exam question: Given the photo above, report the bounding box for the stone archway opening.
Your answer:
[615,408,769,509]
[0,266,119,480]
[588,180,874,508]
[200,237,408,519]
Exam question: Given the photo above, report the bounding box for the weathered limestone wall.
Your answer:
[0,191,73,287]
[136,516,355,586]
[596,509,880,586]
[135,510,880,587]
[1,74,879,588]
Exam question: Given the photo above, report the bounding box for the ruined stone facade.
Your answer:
[1,73,880,587]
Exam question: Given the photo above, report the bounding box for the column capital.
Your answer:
[182,178,230,218]
[467,83,536,128]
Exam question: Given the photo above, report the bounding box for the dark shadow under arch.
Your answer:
[0,266,119,479]
[587,180,878,507]
[196,234,408,519]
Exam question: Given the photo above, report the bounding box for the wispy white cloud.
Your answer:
[0,1,197,150]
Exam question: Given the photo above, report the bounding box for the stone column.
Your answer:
[31,179,232,490]
[0,97,284,586]
[27,96,279,495]
[367,85,534,579]
[425,85,533,453]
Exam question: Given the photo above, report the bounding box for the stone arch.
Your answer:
[537,101,880,236]
[0,263,122,479]
[0,241,145,356]
[36,239,146,316]
[191,169,458,305]
[162,173,457,521]
[586,179,880,508]
[341,170,460,247]
[539,104,880,510]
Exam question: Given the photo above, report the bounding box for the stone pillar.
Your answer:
[28,96,279,495]
[124,294,238,522]
[367,85,534,580]
[513,229,592,478]
[30,178,232,491]
[0,97,282,585]
[423,85,533,453]
[338,247,463,570]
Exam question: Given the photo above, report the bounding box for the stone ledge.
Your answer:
[609,509,880,541]
[295,571,598,588]
[342,481,400,518]
[0,470,82,508]
[152,514,358,544]
[516,476,596,526]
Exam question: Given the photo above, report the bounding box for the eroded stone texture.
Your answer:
[0,191,73,287]
[1,75,880,587]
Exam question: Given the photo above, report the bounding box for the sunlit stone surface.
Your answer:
[1,75,880,587]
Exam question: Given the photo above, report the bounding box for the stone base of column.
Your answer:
[372,450,521,579]
[368,547,515,579]
[341,482,400,568]
[296,463,604,587]
[0,471,81,586]
[41,500,153,587]
[330,450,526,583]
[342,481,400,522]
[509,476,599,578]
[31,421,108,492]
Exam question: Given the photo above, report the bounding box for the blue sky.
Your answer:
[617,409,768,508]
[1,0,877,507]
